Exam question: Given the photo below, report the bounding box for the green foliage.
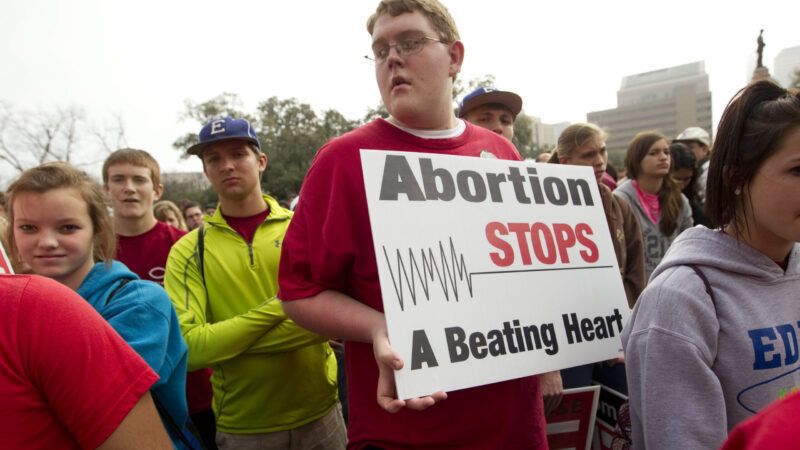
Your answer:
[161,178,218,207]
[361,103,389,122]
[257,97,359,200]
[173,93,251,158]
[174,94,359,202]
[511,115,537,160]
[452,74,496,101]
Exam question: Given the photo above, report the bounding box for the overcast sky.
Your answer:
[1,0,797,178]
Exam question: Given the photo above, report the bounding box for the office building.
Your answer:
[587,61,712,161]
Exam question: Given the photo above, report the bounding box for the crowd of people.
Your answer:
[1,0,798,449]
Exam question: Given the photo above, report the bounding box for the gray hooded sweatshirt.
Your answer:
[614,179,693,281]
[622,226,800,450]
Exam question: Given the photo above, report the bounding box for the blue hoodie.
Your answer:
[78,261,190,449]
[622,226,800,450]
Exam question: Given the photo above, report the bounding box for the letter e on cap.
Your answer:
[210,119,226,135]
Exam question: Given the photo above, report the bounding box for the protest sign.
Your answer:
[361,150,630,399]
[0,240,14,275]
[547,385,601,450]
[593,383,629,450]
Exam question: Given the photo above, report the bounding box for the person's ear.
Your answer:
[153,183,164,201]
[448,40,465,78]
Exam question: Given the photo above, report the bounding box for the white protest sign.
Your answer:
[361,150,630,399]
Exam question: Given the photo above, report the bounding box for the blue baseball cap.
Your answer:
[186,117,261,156]
[458,87,523,119]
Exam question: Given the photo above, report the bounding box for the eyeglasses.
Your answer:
[367,36,443,63]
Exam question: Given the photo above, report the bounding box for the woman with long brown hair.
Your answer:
[614,131,692,279]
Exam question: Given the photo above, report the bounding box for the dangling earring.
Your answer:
[734,187,741,195]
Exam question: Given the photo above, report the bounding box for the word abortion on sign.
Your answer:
[361,150,630,400]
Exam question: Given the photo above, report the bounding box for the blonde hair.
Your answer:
[551,123,608,165]
[367,0,460,44]
[102,148,162,187]
[154,200,187,231]
[5,162,116,266]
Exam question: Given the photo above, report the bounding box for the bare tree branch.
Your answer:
[0,102,124,175]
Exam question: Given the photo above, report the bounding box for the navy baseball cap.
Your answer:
[186,117,261,156]
[458,87,523,119]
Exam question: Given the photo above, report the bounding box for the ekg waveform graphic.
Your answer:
[381,238,615,312]
[382,237,473,312]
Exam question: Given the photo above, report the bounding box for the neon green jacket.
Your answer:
[164,195,338,434]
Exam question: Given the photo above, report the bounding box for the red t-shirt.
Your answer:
[279,119,547,449]
[116,220,187,284]
[224,207,270,243]
[0,275,157,449]
[721,391,800,450]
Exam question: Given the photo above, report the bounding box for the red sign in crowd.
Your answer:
[0,242,14,275]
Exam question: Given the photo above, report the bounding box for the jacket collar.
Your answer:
[205,194,291,227]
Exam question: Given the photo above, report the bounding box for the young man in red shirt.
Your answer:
[103,149,186,284]
[278,1,547,448]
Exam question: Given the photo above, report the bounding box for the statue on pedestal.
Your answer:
[751,29,777,84]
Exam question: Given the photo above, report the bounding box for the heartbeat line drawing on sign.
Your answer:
[382,237,472,312]
[381,237,612,312]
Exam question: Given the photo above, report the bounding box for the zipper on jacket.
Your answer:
[207,202,288,268]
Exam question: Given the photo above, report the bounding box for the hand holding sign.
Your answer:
[540,370,565,416]
[373,324,447,412]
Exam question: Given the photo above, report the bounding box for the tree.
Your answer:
[160,174,217,208]
[452,74,497,102]
[511,114,538,159]
[361,103,389,123]
[174,94,359,202]
[172,93,251,158]
[256,96,358,199]
[0,102,125,179]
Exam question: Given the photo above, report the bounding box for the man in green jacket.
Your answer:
[164,117,344,449]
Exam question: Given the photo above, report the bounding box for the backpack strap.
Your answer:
[686,264,715,306]
[194,224,212,323]
[197,224,206,287]
[152,395,203,449]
